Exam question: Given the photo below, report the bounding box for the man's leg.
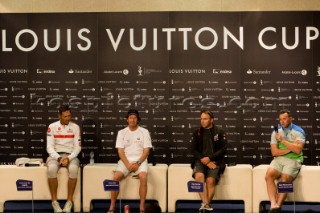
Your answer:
[108,171,124,211]
[67,178,77,201]
[265,168,281,209]
[206,177,216,203]
[47,158,62,212]
[194,172,208,204]
[47,159,59,202]
[48,178,59,201]
[138,172,148,211]
[61,178,77,212]
[66,160,80,202]
[276,174,293,207]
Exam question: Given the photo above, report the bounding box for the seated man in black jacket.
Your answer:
[191,110,228,211]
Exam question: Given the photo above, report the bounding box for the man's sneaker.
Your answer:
[199,202,206,211]
[204,203,213,211]
[269,207,281,213]
[63,200,73,213]
[52,201,63,213]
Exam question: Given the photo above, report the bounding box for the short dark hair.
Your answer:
[200,110,214,118]
[59,105,71,115]
[126,109,141,122]
[279,110,292,117]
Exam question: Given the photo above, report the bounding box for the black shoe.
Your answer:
[269,207,281,213]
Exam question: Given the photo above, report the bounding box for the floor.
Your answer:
[3,200,320,212]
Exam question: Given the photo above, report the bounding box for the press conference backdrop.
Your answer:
[0,12,319,166]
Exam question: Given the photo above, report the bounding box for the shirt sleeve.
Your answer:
[270,131,278,144]
[191,130,204,160]
[115,129,125,148]
[211,129,227,161]
[68,124,82,161]
[295,131,306,143]
[46,124,60,160]
[143,129,152,148]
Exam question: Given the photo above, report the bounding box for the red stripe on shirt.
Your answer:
[54,134,75,138]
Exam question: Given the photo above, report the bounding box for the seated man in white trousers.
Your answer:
[46,105,81,213]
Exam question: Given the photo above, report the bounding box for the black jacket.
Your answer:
[191,125,228,174]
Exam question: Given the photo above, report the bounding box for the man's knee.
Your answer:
[194,173,205,182]
[47,165,59,178]
[113,171,124,181]
[280,174,293,183]
[265,168,280,182]
[206,177,216,188]
[139,172,148,183]
[68,166,79,179]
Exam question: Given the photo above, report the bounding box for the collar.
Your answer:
[281,123,292,133]
[59,121,70,128]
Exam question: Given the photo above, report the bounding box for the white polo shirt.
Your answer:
[115,126,152,162]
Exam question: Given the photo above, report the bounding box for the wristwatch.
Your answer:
[136,160,142,166]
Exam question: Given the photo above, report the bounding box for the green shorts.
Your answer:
[269,156,302,179]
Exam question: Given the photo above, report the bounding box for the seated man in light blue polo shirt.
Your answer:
[265,110,305,213]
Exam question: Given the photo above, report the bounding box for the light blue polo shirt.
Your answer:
[271,123,306,162]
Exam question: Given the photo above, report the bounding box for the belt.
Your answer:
[57,152,70,155]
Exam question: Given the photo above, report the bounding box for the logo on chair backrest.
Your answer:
[187,181,204,192]
[277,182,294,193]
[103,179,120,191]
[16,179,33,191]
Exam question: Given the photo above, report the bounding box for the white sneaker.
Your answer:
[199,202,206,211]
[204,203,213,211]
[52,201,63,213]
[63,200,73,213]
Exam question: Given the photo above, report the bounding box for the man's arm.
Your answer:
[191,130,204,160]
[118,148,130,168]
[138,128,151,163]
[46,125,60,160]
[270,144,291,157]
[138,148,150,163]
[275,133,304,154]
[279,139,304,154]
[68,124,82,161]
[210,130,227,161]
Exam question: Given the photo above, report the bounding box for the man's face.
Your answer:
[59,110,71,125]
[279,112,292,128]
[127,114,139,129]
[200,113,213,129]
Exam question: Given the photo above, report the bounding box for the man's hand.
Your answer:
[293,140,300,145]
[206,161,217,169]
[128,163,139,172]
[60,157,69,167]
[200,157,210,165]
[275,133,283,142]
